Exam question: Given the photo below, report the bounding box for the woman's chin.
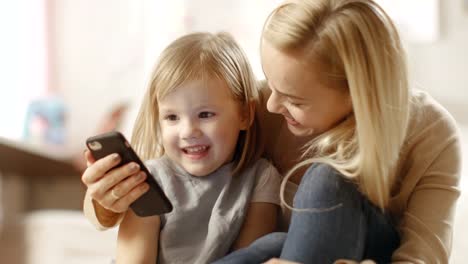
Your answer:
[286,123,315,137]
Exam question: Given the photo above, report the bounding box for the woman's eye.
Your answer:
[288,101,302,107]
[199,112,215,118]
[164,114,178,121]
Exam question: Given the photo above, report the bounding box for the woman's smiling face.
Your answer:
[261,40,353,137]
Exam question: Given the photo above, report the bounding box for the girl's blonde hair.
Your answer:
[263,0,410,209]
[132,32,262,175]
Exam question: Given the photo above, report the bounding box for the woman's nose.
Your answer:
[266,90,284,114]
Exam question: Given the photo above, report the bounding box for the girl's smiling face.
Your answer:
[261,41,353,137]
[158,78,249,176]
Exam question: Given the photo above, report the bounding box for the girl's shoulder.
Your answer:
[236,158,282,188]
[245,158,282,187]
[144,156,189,183]
[246,158,280,176]
[247,158,282,205]
[144,156,173,174]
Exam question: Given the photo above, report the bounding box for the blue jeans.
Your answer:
[213,164,400,264]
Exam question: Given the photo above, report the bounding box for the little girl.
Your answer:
[82,32,281,264]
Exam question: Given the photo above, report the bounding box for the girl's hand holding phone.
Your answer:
[81,149,150,213]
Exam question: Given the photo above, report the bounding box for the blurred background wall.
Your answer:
[1,0,467,146]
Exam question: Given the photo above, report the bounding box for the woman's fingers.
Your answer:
[110,170,147,199]
[80,150,150,213]
[85,162,141,202]
[99,162,141,192]
[85,163,148,212]
[84,149,96,167]
[109,181,150,213]
[81,153,121,185]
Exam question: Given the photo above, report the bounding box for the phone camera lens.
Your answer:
[88,141,102,151]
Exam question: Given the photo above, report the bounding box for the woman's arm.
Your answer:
[392,99,462,263]
[392,138,461,263]
[116,210,161,264]
[83,191,124,229]
[231,202,278,250]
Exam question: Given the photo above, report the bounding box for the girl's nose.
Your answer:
[180,120,202,140]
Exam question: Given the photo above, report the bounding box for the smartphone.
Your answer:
[86,131,173,217]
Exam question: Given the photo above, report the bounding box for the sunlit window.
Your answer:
[0,0,48,140]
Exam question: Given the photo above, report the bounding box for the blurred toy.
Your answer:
[23,96,66,146]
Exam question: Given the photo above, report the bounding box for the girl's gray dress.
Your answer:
[146,156,281,264]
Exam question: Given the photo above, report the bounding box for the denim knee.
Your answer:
[293,163,361,210]
[250,232,287,249]
[211,233,286,264]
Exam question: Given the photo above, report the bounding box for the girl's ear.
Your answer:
[240,100,256,130]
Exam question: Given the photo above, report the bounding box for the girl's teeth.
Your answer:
[185,146,207,153]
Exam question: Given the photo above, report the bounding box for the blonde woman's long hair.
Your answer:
[263,0,410,210]
[131,32,261,175]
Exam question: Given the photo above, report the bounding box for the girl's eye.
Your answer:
[164,114,178,121]
[199,112,215,118]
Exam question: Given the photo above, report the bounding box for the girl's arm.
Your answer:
[231,160,282,250]
[116,209,161,264]
[231,202,278,250]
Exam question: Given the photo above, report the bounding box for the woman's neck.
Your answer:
[272,121,315,184]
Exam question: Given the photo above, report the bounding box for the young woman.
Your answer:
[215,0,461,263]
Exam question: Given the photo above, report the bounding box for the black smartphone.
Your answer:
[86,131,173,217]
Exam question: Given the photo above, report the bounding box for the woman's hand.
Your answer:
[81,149,149,213]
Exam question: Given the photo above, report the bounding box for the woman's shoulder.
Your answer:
[397,90,462,183]
[406,89,460,145]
